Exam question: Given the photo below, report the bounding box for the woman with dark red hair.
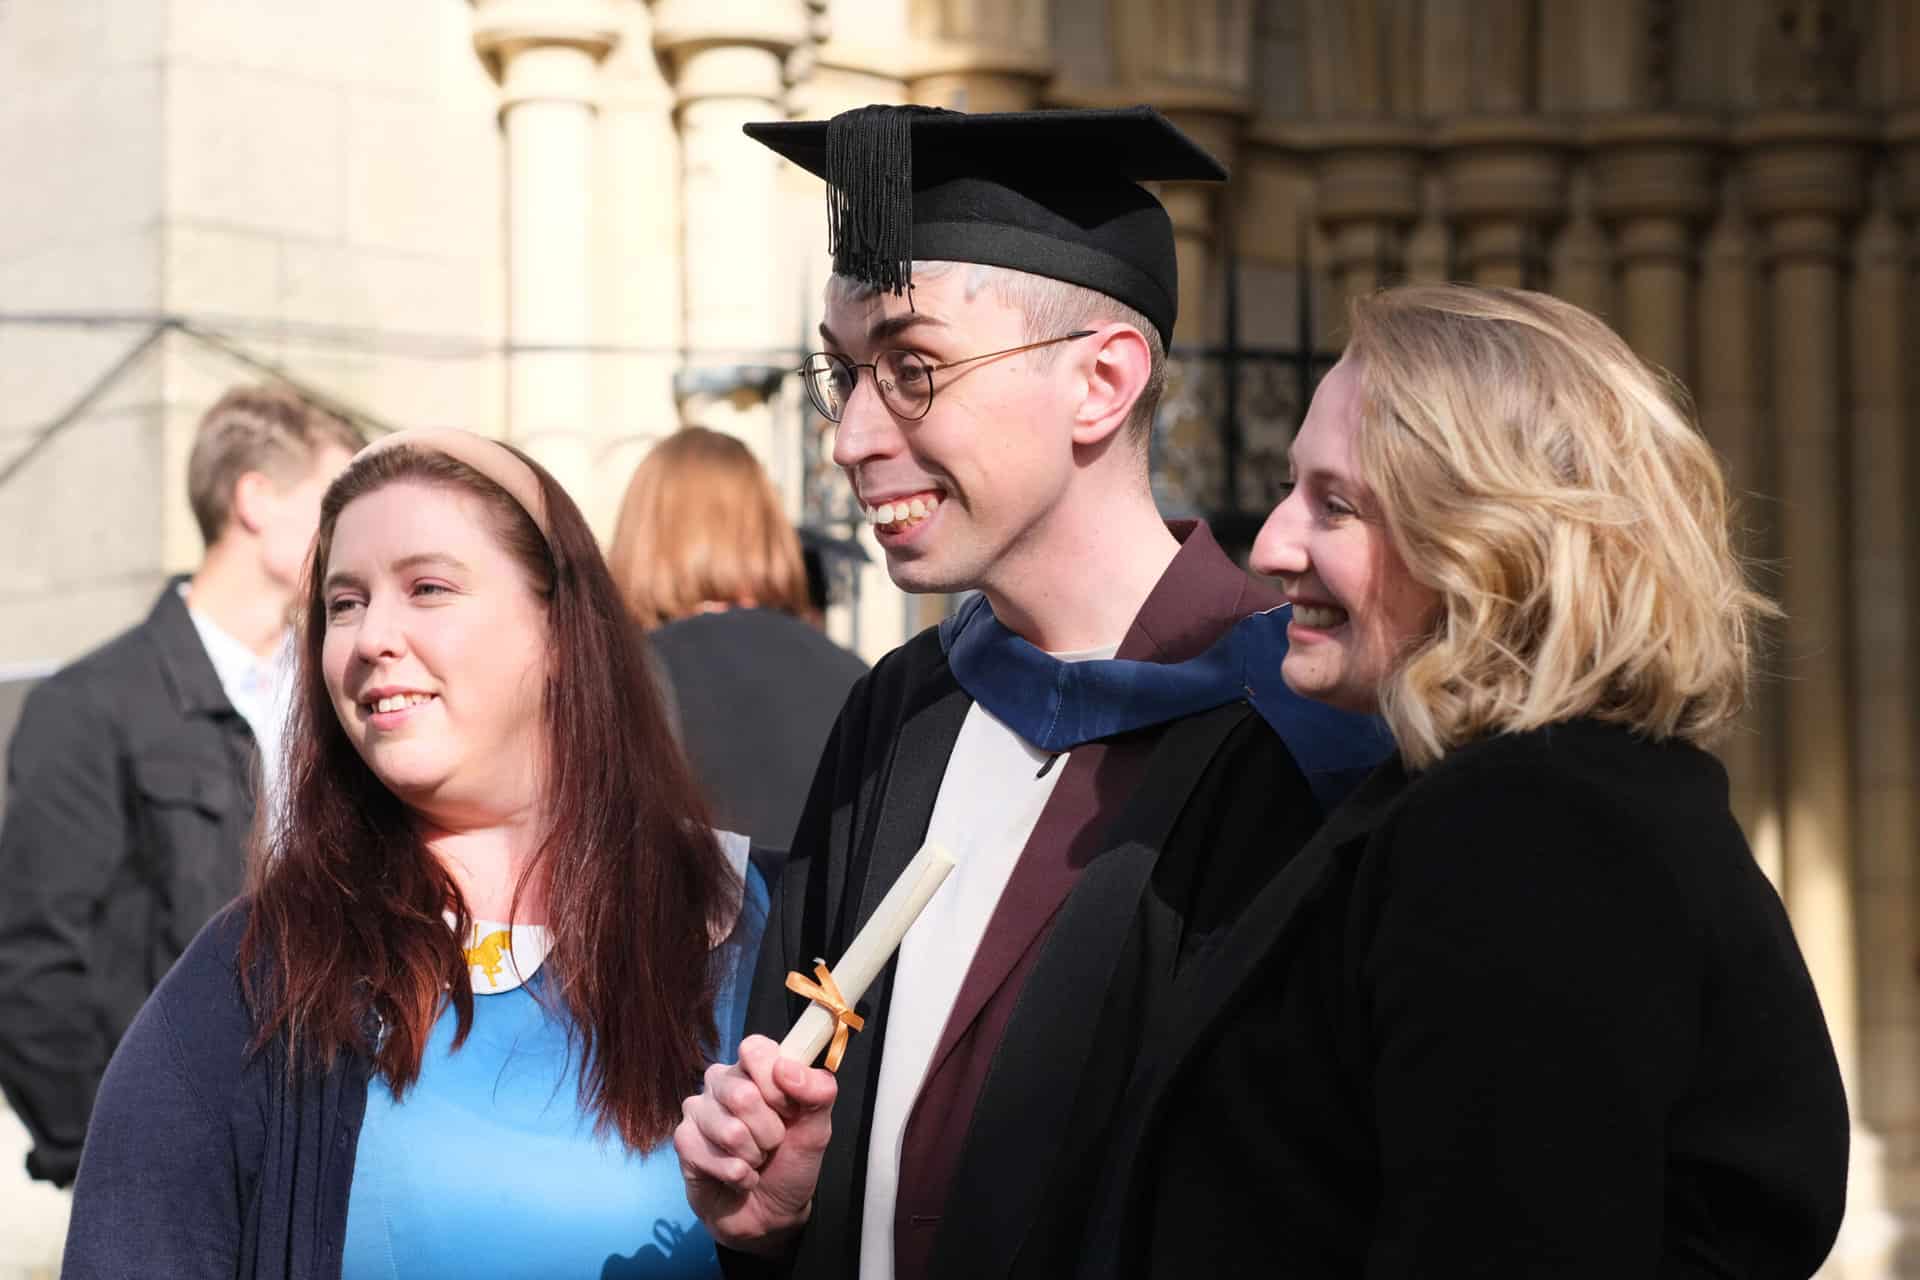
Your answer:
[63,430,762,1279]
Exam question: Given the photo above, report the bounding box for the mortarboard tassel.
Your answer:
[825,105,941,297]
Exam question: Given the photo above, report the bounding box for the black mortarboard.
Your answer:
[744,105,1228,346]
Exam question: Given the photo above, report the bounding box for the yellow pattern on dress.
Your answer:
[464,929,515,989]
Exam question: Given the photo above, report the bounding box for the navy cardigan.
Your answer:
[62,905,365,1278]
[64,858,775,1280]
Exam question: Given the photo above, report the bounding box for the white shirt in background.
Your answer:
[180,584,295,807]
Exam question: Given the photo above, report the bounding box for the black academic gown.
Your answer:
[720,524,1337,1280]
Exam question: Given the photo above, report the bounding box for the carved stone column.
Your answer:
[1294,0,1423,304]
[1436,117,1570,289]
[1403,172,1452,284]
[1547,170,1613,322]
[1091,0,1254,348]
[1465,0,1536,114]
[904,0,1050,113]
[1149,102,1246,349]
[790,9,913,659]
[1746,16,1908,1265]
[793,2,906,119]
[1588,115,1721,386]
[1735,110,1872,1095]
[1307,122,1424,308]
[1696,184,1782,890]
[592,0,687,538]
[472,0,623,495]
[652,0,810,462]
[1862,111,1920,1217]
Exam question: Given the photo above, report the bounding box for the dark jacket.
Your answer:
[0,579,258,1184]
[63,906,365,1280]
[65,860,774,1280]
[650,609,868,849]
[722,524,1386,1280]
[1082,719,1851,1279]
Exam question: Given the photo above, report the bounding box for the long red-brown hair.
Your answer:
[240,443,736,1149]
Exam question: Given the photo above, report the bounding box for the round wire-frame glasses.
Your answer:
[796,330,1097,423]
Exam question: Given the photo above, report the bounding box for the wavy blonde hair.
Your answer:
[608,427,809,629]
[1344,284,1775,769]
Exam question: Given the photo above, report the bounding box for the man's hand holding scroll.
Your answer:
[675,1035,837,1255]
[677,843,956,1255]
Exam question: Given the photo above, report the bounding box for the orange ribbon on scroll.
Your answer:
[784,962,866,1072]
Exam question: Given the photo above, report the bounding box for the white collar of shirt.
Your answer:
[177,582,286,720]
[456,917,554,995]
[1047,641,1121,662]
[448,830,752,995]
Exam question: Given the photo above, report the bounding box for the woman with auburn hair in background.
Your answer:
[1082,285,1848,1279]
[610,426,865,849]
[64,430,765,1279]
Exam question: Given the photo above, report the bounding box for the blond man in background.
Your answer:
[0,387,358,1248]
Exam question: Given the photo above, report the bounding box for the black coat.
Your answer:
[1083,719,1850,1279]
[650,609,868,849]
[62,906,368,1280]
[0,579,259,1184]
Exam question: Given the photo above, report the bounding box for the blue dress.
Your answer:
[341,864,769,1279]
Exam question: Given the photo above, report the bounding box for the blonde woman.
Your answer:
[1081,286,1848,1279]
[609,428,865,847]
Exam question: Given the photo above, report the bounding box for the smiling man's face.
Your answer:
[823,266,1084,598]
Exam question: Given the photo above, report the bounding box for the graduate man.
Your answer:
[674,105,1386,1280]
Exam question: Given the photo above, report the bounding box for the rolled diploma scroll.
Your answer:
[778,842,957,1066]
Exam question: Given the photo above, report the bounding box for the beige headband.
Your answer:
[354,428,550,537]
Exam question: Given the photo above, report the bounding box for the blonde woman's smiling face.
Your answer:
[1249,358,1439,713]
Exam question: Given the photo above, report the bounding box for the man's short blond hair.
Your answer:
[186,386,363,545]
[1346,285,1776,769]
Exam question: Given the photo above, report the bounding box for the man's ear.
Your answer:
[229,471,275,536]
[1070,324,1152,449]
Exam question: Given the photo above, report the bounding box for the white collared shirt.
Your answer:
[179,583,294,804]
[859,642,1118,1280]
